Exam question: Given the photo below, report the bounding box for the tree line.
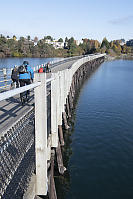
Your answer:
[0,34,132,58]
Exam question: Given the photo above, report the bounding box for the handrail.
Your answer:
[0,75,11,78]
[0,82,41,102]
[0,85,10,89]
[0,79,11,83]
[50,55,84,68]
[0,77,55,101]
[46,77,55,83]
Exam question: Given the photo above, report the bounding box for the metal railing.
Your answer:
[0,82,40,102]
[0,73,51,198]
[0,68,13,90]
[50,55,84,68]
[0,107,35,199]
[0,77,55,102]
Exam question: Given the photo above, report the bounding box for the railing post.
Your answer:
[34,73,47,196]
[3,68,7,76]
[3,68,7,88]
[51,73,58,147]
[57,71,62,126]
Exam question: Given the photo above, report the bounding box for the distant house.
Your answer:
[53,41,64,49]
[31,40,38,46]
[64,42,68,49]
[114,39,126,46]
[120,39,126,46]
[23,39,33,46]
[45,39,54,45]
[44,39,64,49]
[126,39,133,46]
[33,42,38,46]
[75,40,83,45]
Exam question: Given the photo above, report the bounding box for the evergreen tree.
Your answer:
[101,37,110,49]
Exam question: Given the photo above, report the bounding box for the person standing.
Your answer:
[11,65,19,88]
[46,62,51,73]
[19,61,34,105]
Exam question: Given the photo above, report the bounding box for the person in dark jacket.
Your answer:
[19,61,34,104]
[46,62,51,73]
[11,65,19,88]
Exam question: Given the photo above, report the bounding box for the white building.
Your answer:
[45,39,54,45]
[44,39,64,49]
[53,41,64,49]
[120,39,126,46]
[75,40,83,45]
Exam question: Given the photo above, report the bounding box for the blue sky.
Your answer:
[0,0,133,42]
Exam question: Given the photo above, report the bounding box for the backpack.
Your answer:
[18,65,28,74]
[38,67,43,73]
[11,67,19,79]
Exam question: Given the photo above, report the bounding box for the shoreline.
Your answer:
[106,54,133,61]
[1,54,133,61]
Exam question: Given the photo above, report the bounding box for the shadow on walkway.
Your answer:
[0,94,34,134]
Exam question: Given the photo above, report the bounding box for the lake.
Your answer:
[0,57,64,70]
[62,59,133,199]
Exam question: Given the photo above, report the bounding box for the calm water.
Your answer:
[65,60,133,199]
[0,57,63,70]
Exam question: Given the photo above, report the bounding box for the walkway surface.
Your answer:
[0,59,78,137]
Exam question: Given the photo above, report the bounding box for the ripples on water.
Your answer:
[64,60,133,199]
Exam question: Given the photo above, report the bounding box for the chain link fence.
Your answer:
[0,109,35,199]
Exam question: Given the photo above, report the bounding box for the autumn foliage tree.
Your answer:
[0,34,132,58]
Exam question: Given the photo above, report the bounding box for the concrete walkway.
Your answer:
[0,59,77,137]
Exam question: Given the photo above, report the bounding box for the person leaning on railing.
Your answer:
[18,61,34,105]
